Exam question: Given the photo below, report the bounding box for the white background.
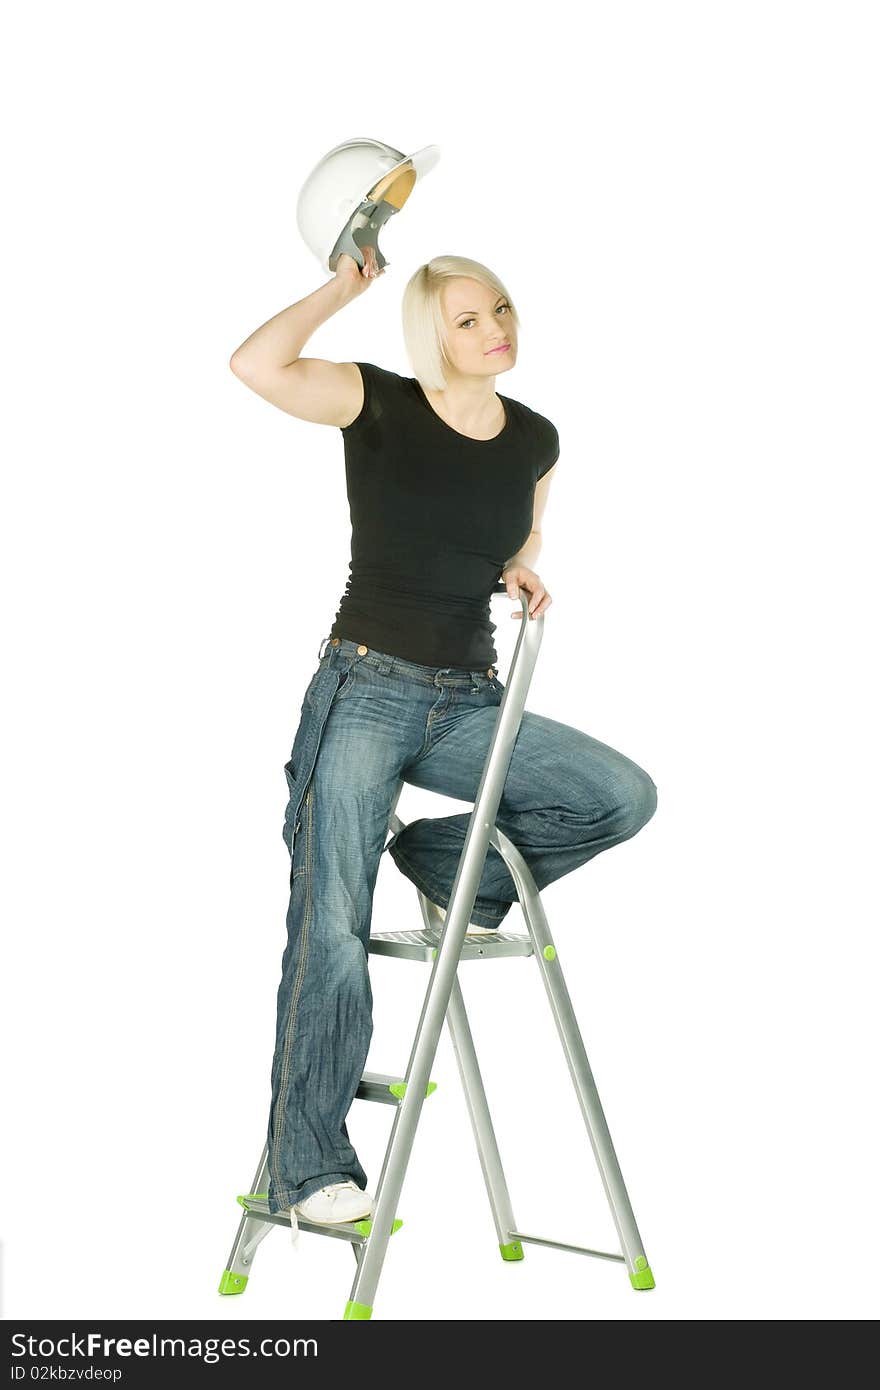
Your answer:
[2,0,878,1324]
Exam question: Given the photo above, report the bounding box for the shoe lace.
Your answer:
[291,1182,358,1249]
[321,1181,357,1203]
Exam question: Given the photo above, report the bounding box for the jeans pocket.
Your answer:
[332,659,359,703]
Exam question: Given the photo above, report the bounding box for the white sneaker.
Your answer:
[434,904,499,937]
[289,1180,374,1246]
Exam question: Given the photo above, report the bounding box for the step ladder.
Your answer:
[219,586,656,1319]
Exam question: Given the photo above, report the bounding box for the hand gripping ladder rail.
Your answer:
[218,585,656,1318]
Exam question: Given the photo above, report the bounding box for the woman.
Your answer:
[229,254,658,1235]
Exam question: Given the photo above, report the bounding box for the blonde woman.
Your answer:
[229,255,657,1234]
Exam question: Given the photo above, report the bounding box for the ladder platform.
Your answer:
[236,1193,404,1247]
[369,927,533,962]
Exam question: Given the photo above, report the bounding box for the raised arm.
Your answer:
[228,253,382,427]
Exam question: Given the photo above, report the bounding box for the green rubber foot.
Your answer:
[629,1259,655,1290]
[218,1269,248,1295]
[344,1299,373,1319]
[499,1240,524,1261]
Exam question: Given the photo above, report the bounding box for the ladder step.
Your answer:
[369,927,533,962]
[357,1070,438,1105]
[235,1193,404,1247]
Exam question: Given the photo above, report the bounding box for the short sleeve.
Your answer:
[537,420,560,480]
[339,361,408,438]
[339,361,376,435]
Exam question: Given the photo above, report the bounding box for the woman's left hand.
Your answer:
[501,565,552,620]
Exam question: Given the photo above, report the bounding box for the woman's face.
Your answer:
[439,277,517,380]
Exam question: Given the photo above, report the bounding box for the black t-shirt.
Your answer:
[328,361,559,668]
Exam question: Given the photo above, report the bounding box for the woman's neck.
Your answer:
[422,382,505,437]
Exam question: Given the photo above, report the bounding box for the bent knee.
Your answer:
[610,768,658,837]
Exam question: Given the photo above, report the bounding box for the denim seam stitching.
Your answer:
[269,782,315,1201]
[413,686,452,763]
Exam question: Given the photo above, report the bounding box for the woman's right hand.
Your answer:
[335,250,385,296]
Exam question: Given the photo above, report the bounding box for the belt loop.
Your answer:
[317,635,330,660]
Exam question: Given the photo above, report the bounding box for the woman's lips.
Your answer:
[487,344,510,355]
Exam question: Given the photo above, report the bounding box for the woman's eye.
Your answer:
[460,304,510,329]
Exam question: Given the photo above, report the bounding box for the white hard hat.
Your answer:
[296,136,441,274]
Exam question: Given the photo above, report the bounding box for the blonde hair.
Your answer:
[401,255,521,392]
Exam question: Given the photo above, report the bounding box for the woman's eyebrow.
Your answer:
[455,296,506,320]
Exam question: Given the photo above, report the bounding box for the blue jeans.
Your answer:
[266,635,657,1213]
